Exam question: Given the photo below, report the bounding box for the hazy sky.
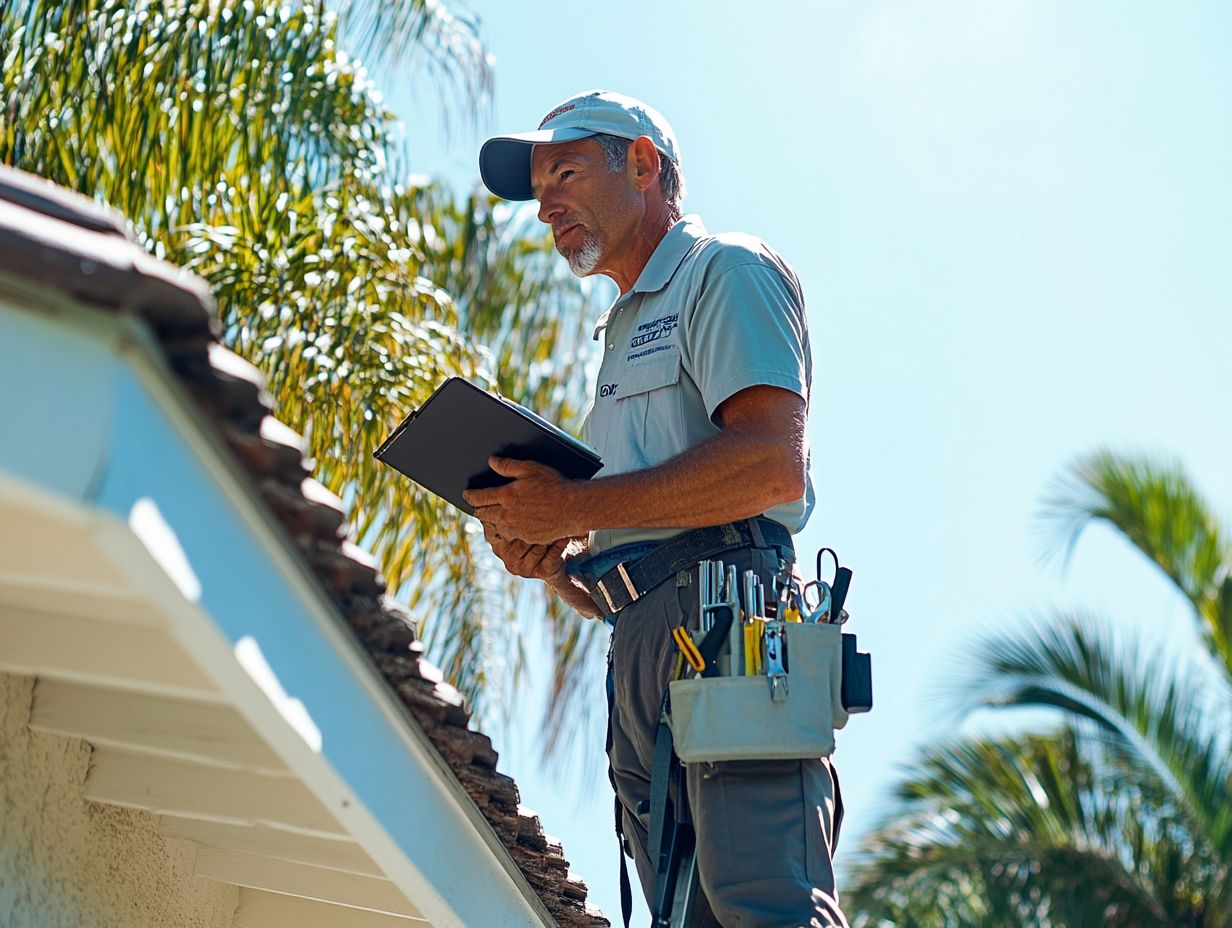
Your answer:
[388,2,1231,920]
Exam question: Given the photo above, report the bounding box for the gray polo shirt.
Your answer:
[582,215,815,555]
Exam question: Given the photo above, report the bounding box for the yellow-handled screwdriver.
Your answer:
[744,619,763,676]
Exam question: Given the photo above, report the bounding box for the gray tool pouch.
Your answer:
[667,622,848,763]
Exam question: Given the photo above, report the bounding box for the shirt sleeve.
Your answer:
[683,258,811,422]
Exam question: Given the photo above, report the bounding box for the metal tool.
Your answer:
[763,621,788,702]
[775,568,804,623]
[801,578,831,623]
[742,570,764,676]
[699,560,712,631]
[734,564,753,675]
[700,558,729,631]
[722,563,740,676]
[693,559,737,678]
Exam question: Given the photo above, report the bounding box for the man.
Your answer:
[464,90,848,927]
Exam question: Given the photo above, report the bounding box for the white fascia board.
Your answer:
[0,296,554,928]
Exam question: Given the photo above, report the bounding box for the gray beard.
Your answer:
[566,235,603,277]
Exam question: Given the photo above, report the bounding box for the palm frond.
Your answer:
[1037,450,1232,674]
[948,613,1232,861]
[849,729,1218,927]
[537,599,608,774]
[855,447,1232,926]
[336,0,492,130]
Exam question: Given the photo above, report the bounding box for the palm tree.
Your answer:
[848,450,1232,927]
[0,0,607,744]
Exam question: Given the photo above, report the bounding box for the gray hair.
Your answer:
[591,132,686,222]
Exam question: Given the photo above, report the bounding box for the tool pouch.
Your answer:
[667,622,848,763]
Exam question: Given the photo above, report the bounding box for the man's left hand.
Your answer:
[463,456,584,543]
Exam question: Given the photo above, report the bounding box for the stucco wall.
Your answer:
[0,673,238,928]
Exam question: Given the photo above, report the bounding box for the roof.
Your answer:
[0,164,607,928]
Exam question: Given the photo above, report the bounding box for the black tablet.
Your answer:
[373,378,603,514]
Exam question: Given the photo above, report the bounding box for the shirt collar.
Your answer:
[592,215,706,339]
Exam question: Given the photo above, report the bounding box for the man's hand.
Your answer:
[481,520,569,582]
[477,521,602,619]
[463,457,584,544]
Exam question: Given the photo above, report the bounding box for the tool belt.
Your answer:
[669,622,848,761]
[579,517,793,616]
[667,545,871,763]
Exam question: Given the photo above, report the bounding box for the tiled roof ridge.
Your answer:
[0,166,608,928]
[0,166,131,238]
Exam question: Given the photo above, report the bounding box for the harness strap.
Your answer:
[646,694,674,876]
[606,641,635,928]
[748,515,766,549]
[616,795,633,927]
[647,693,681,926]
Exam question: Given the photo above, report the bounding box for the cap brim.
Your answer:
[479,127,595,200]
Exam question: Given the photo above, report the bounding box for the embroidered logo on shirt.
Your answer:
[599,383,619,398]
[629,313,678,349]
[627,344,676,363]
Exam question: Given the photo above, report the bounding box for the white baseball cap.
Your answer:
[479,90,680,201]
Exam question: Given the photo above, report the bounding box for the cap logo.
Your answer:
[538,102,577,129]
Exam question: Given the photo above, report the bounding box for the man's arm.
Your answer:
[464,384,807,544]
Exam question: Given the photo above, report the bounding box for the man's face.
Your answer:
[530,138,641,277]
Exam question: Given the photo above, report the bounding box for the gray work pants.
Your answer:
[607,543,850,927]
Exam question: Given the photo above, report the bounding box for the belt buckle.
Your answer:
[616,563,639,601]
[596,580,619,613]
[596,562,641,614]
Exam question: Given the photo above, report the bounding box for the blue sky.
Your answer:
[387,2,1231,920]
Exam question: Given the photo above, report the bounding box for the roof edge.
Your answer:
[0,166,130,238]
